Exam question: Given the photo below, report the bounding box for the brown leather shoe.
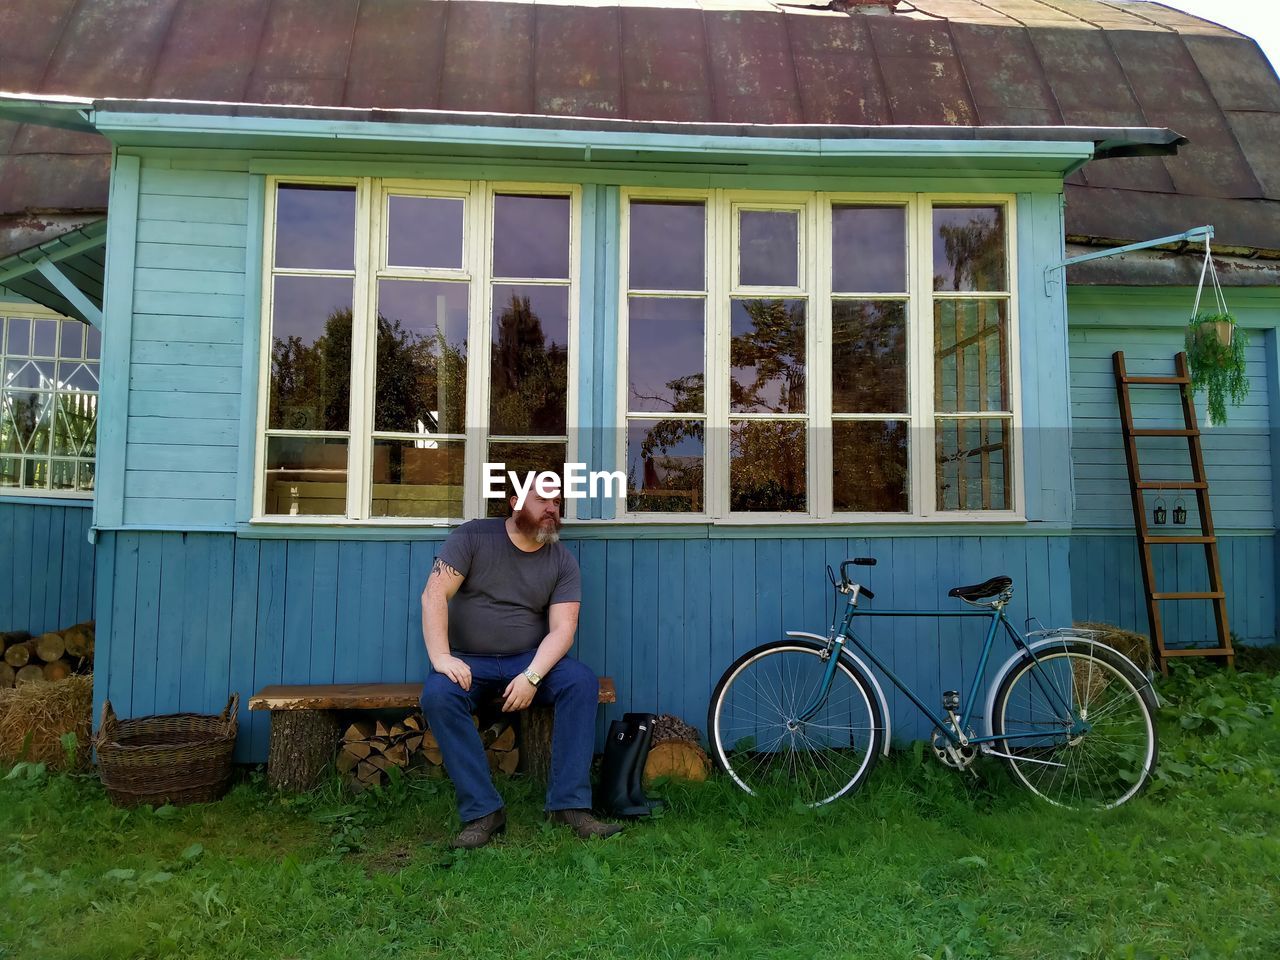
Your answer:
[451,808,506,849]
[547,809,623,839]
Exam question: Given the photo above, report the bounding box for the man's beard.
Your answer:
[513,505,563,544]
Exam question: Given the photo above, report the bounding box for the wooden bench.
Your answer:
[249,678,617,792]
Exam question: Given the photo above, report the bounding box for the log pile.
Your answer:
[0,622,94,689]
[644,713,711,784]
[337,713,520,790]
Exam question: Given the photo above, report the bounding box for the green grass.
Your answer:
[3,663,1278,960]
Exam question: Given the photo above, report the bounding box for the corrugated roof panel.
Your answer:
[0,0,77,94]
[1065,184,1280,252]
[703,10,804,124]
[533,4,622,118]
[1130,1,1239,37]
[866,17,976,126]
[148,0,270,103]
[972,0,1092,27]
[620,6,714,122]
[949,22,1062,126]
[1046,0,1167,31]
[0,154,109,216]
[786,12,888,125]
[244,0,361,107]
[1225,112,1280,200]
[910,0,1019,26]
[345,0,448,110]
[1182,34,1280,113]
[1107,29,1262,200]
[439,1,536,115]
[1030,25,1174,192]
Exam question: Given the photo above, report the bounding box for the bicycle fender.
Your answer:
[981,632,1158,738]
[785,631,892,756]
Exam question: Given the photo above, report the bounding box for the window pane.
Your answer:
[0,457,19,487]
[739,210,798,287]
[32,320,57,357]
[85,325,101,360]
[626,419,704,513]
[936,418,1011,511]
[387,196,464,270]
[268,276,354,431]
[630,201,704,291]
[5,359,53,390]
[730,420,806,512]
[264,436,348,516]
[933,206,1006,292]
[56,393,96,457]
[78,460,95,492]
[730,298,806,414]
[275,185,356,271]
[50,459,77,490]
[628,297,704,414]
[832,206,906,292]
[5,317,31,356]
[59,322,83,359]
[371,438,465,518]
[490,284,569,436]
[375,280,468,434]
[1,391,53,454]
[492,195,570,279]
[833,420,908,513]
[832,300,907,414]
[934,299,1009,413]
[485,440,566,517]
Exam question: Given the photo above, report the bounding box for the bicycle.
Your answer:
[707,558,1159,810]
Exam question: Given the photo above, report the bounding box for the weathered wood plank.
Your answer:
[248,678,618,711]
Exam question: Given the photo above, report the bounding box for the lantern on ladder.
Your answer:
[1173,498,1188,525]
[1153,497,1167,526]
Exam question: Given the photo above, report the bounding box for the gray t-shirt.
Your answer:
[435,518,581,655]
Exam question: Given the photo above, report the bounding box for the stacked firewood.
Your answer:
[0,622,94,689]
[337,712,519,790]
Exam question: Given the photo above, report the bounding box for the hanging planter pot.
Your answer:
[1184,239,1249,425]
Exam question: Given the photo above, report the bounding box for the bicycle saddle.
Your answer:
[948,576,1013,602]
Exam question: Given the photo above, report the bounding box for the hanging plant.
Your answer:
[1184,237,1249,425]
[1185,313,1248,425]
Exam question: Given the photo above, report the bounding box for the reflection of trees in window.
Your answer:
[374,314,466,435]
[731,299,805,413]
[270,308,352,431]
[730,420,806,512]
[490,292,568,436]
[936,213,1004,291]
[832,301,907,413]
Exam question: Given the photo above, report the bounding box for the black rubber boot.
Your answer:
[623,712,662,814]
[595,718,651,817]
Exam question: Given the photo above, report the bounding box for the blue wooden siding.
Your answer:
[92,530,1072,761]
[1069,325,1273,532]
[0,499,95,634]
[120,161,251,529]
[1070,534,1275,646]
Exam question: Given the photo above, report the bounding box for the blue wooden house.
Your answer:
[1,0,1277,757]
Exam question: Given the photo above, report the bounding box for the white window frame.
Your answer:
[0,301,99,500]
[253,176,580,524]
[616,188,1022,523]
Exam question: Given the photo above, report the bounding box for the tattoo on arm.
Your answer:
[431,558,461,580]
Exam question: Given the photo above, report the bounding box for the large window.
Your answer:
[620,191,1018,520]
[0,306,98,495]
[258,179,576,521]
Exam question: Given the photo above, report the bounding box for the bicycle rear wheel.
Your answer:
[708,640,882,807]
[991,642,1157,809]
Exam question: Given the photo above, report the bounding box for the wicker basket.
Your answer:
[96,694,239,807]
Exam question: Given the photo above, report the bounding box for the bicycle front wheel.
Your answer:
[708,641,882,807]
[992,643,1158,809]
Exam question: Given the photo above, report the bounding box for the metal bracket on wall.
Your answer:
[1043,224,1214,297]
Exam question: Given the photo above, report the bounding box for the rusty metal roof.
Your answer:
[2,0,1278,257]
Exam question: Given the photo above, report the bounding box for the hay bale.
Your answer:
[1073,622,1154,673]
[0,674,93,771]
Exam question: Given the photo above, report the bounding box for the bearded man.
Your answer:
[419,482,620,848]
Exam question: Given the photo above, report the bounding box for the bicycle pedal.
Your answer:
[942,690,960,712]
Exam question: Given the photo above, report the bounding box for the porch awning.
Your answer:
[0,219,107,327]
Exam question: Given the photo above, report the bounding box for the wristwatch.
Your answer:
[523,668,542,687]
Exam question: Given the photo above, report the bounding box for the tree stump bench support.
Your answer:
[248,678,616,792]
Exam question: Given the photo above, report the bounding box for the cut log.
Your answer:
[344,719,375,742]
[1,631,31,651]
[0,663,14,688]
[266,709,342,792]
[35,632,66,663]
[62,623,94,659]
[15,665,46,687]
[43,659,73,682]
[518,705,556,781]
[4,642,31,668]
[335,746,361,775]
[643,739,711,784]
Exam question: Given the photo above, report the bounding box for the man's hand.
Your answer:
[433,655,472,691]
[501,674,537,712]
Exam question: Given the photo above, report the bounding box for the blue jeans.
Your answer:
[420,650,598,822]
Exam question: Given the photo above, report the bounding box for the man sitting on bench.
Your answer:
[420,482,621,848]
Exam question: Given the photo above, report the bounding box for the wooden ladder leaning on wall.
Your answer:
[1112,350,1235,674]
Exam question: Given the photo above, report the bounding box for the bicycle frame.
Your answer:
[800,591,1087,748]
